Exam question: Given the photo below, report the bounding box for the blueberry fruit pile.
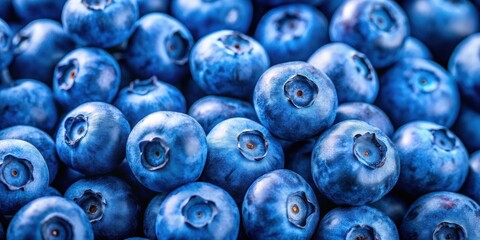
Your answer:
[1,0,480,239]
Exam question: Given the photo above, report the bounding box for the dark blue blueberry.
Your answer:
[256,0,324,6]
[0,79,58,132]
[143,193,168,240]
[330,0,409,68]
[0,125,59,184]
[64,176,141,240]
[180,77,207,108]
[55,102,130,176]
[202,117,284,204]
[308,43,379,103]
[53,47,121,111]
[368,193,409,226]
[242,169,320,239]
[334,102,394,137]
[172,0,253,40]
[156,182,239,239]
[375,58,460,128]
[315,205,399,240]
[311,120,400,206]
[13,0,66,22]
[398,37,433,60]
[452,105,480,153]
[126,111,207,192]
[400,191,480,239]
[126,13,193,85]
[7,196,94,240]
[190,30,269,99]
[0,139,49,216]
[137,0,169,16]
[188,95,258,134]
[461,151,480,204]
[255,4,328,65]
[0,19,13,70]
[42,186,62,197]
[253,61,337,141]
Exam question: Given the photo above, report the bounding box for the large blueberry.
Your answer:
[156,182,239,239]
[126,111,207,192]
[55,102,130,176]
[62,0,138,48]
[7,196,94,240]
[53,47,121,111]
[398,37,433,61]
[242,169,319,239]
[315,205,399,239]
[461,151,480,203]
[202,117,284,204]
[0,139,49,216]
[400,191,480,239]
[13,0,66,22]
[126,13,193,85]
[330,0,409,68]
[312,120,399,206]
[452,105,480,153]
[253,61,337,141]
[375,58,460,128]
[0,19,13,70]
[334,102,394,137]
[143,193,167,240]
[308,43,379,103]
[64,176,141,240]
[255,4,328,65]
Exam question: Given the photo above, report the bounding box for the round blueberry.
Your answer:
[143,193,168,240]
[398,37,433,61]
[13,0,66,22]
[452,105,480,153]
[334,102,394,137]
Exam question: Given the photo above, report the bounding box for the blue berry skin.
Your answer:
[42,187,62,197]
[7,196,94,240]
[137,0,169,16]
[0,19,13,70]
[398,37,433,61]
[452,105,480,153]
[9,19,75,85]
[404,0,479,64]
[51,166,85,194]
[143,193,168,240]
[190,30,269,99]
[188,95,258,134]
[242,169,320,239]
[369,193,408,226]
[255,4,328,65]
[375,58,460,128]
[315,205,399,240]
[53,47,121,111]
[256,0,324,6]
[253,61,337,141]
[0,126,59,184]
[308,43,379,104]
[0,139,49,216]
[114,76,187,127]
[400,191,480,239]
[330,0,409,68]
[312,120,400,206]
[0,79,58,132]
[334,102,394,137]
[62,0,138,48]
[13,0,66,22]
[172,0,253,40]
[449,33,480,111]
[126,13,193,85]
[202,118,285,204]
[55,102,130,176]
[64,176,141,240]
[126,111,207,193]
[461,151,480,203]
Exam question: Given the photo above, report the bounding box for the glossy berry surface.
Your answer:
[334,102,394,137]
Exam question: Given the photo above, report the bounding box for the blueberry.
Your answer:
[42,186,62,197]
[0,19,13,70]
[137,0,169,16]
[452,105,480,153]
[311,120,399,206]
[334,102,394,137]
[253,61,337,141]
[315,205,399,240]
[308,43,379,103]
[461,151,480,204]
[143,193,168,240]
[242,169,320,239]
[62,0,138,48]
[188,95,258,134]
[0,139,49,216]
[190,30,269,99]
[126,111,207,192]
[398,37,433,61]
[13,0,66,22]
[202,117,284,204]
[156,182,240,239]
[126,13,193,85]
[55,102,130,176]
[400,191,480,239]
[368,193,408,226]
[255,4,329,65]
[7,196,94,240]
[53,47,121,111]
[330,0,409,68]
[64,176,141,240]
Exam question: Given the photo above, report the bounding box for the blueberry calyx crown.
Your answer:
[64,114,88,147]
[12,31,30,55]
[275,11,306,39]
[408,70,440,93]
[181,195,218,228]
[73,189,107,223]
[353,132,387,169]
[165,31,191,65]
[433,222,466,240]
[56,59,79,91]
[430,128,456,152]
[0,31,11,52]
[283,74,319,109]
[346,225,380,240]
[237,129,269,161]
[127,76,160,95]
[81,0,112,10]
[0,154,34,191]
[219,32,253,55]
[369,4,396,32]
[41,214,74,240]
[286,191,316,228]
[139,137,170,171]
[353,54,373,81]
